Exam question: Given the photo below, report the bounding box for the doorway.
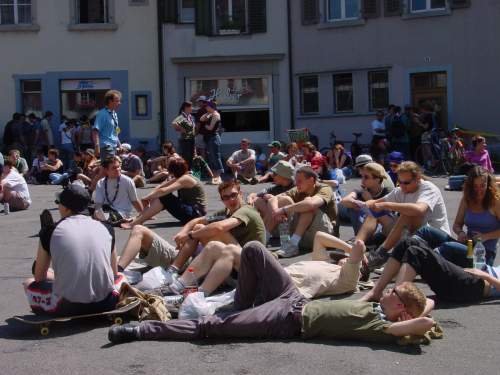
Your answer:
[410,71,448,129]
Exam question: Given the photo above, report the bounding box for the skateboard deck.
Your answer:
[12,299,141,336]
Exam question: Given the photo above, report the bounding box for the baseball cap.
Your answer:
[354,154,373,168]
[55,184,90,213]
[197,95,207,102]
[206,100,217,109]
[121,143,132,152]
[271,160,294,181]
[268,141,281,148]
[388,151,404,164]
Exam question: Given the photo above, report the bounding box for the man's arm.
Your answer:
[132,200,144,214]
[190,217,241,240]
[34,242,51,282]
[340,191,360,209]
[110,246,118,276]
[385,317,435,337]
[282,196,325,215]
[375,201,428,217]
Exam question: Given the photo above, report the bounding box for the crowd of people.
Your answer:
[2,89,500,349]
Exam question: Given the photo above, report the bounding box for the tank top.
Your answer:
[465,208,500,253]
[177,176,207,211]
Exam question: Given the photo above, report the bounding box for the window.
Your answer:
[368,71,389,112]
[0,0,31,25]
[333,74,353,113]
[411,0,446,12]
[76,0,109,23]
[135,95,148,116]
[327,0,359,21]
[300,76,319,115]
[214,0,247,34]
[178,0,194,23]
[21,79,42,116]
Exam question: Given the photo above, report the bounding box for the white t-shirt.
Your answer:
[371,120,385,136]
[228,149,256,178]
[32,156,48,171]
[2,169,32,203]
[59,123,73,145]
[383,180,450,234]
[94,174,138,218]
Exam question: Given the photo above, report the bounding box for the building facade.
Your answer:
[0,0,160,148]
[291,0,496,147]
[160,0,292,152]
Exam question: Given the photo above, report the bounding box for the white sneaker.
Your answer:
[275,242,299,258]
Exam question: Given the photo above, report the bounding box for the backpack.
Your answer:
[390,116,406,139]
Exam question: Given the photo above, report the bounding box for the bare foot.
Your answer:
[350,239,366,263]
[120,221,134,230]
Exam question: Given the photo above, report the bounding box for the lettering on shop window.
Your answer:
[209,87,248,102]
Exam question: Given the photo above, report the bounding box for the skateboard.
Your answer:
[12,299,141,336]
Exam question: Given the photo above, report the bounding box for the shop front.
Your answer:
[59,79,111,122]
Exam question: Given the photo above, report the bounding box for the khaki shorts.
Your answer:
[139,233,178,268]
[328,260,361,295]
[289,210,333,251]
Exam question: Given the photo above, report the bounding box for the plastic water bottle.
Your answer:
[3,203,9,215]
[182,267,198,297]
[473,239,486,270]
[279,220,290,247]
[466,239,474,268]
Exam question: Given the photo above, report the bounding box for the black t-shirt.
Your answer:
[258,183,295,197]
[354,186,390,202]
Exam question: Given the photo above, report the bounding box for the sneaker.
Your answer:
[275,241,299,258]
[108,323,140,344]
[162,266,179,286]
[366,247,389,272]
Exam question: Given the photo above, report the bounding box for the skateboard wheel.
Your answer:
[114,316,123,325]
[40,327,50,336]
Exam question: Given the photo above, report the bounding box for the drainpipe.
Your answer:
[286,0,295,130]
[156,0,166,146]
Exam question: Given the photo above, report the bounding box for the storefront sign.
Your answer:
[60,79,112,91]
[189,77,269,107]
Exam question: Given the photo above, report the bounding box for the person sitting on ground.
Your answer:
[361,235,500,305]
[387,151,405,186]
[259,141,287,183]
[354,154,395,189]
[363,161,449,273]
[121,157,207,228]
[326,142,352,180]
[120,143,146,188]
[0,160,31,211]
[339,162,394,236]
[226,138,257,184]
[267,166,336,258]
[77,148,100,185]
[302,142,326,176]
[23,184,120,316]
[147,142,180,183]
[464,135,494,174]
[39,148,64,185]
[7,149,29,176]
[414,166,500,267]
[109,241,434,345]
[247,160,295,238]
[160,179,266,285]
[284,142,299,168]
[254,146,267,175]
[94,156,143,221]
[27,149,47,184]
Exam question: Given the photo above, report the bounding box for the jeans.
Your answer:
[49,172,69,185]
[206,134,224,174]
[159,193,206,225]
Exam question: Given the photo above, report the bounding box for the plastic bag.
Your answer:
[135,266,171,291]
[179,289,235,320]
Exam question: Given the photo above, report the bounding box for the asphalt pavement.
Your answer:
[1,177,500,375]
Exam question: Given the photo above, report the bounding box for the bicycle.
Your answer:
[415,129,457,175]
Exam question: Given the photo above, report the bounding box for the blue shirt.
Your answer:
[93,108,119,148]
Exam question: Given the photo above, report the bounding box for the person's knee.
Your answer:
[131,224,147,238]
[241,241,266,259]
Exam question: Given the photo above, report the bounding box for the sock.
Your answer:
[290,234,301,246]
[117,265,124,273]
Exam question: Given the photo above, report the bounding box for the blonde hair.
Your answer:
[397,161,422,178]
[398,282,427,318]
[104,89,122,105]
[362,162,386,181]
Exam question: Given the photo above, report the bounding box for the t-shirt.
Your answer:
[39,118,54,146]
[14,158,29,175]
[371,120,386,137]
[285,183,337,223]
[122,154,145,176]
[93,108,119,148]
[32,157,48,171]
[94,174,139,218]
[59,123,74,145]
[39,215,115,303]
[2,169,31,203]
[268,152,286,167]
[258,182,295,197]
[228,149,256,179]
[212,205,266,246]
[354,186,391,202]
[383,180,450,234]
[464,150,494,174]
[301,300,395,344]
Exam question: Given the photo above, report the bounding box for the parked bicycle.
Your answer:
[415,128,463,175]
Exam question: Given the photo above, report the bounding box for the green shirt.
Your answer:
[301,300,396,344]
[285,183,337,223]
[213,205,266,246]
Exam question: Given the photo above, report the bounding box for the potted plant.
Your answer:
[219,17,241,35]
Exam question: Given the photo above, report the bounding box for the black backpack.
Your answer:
[390,116,406,138]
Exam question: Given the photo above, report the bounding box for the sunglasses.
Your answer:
[398,178,414,185]
[221,192,239,201]
[391,288,406,307]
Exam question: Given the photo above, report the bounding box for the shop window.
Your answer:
[410,0,446,12]
[179,0,194,23]
[60,79,110,121]
[327,0,360,21]
[368,70,389,112]
[300,76,319,115]
[0,0,32,25]
[76,0,110,23]
[221,109,269,132]
[21,79,42,117]
[333,73,353,113]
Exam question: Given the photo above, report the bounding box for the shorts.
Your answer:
[25,280,119,316]
[5,191,30,211]
[139,232,178,268]
[289,211,333,251]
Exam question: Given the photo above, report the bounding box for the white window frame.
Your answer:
[178,0,195,23]
[212,0,248,35]
[327,0,360,21]
[410,0,446,13]
[0,0,32,25]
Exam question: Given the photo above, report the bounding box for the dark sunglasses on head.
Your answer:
[221,192,239,201]
[392,288,406,306]
[398,178,414,185]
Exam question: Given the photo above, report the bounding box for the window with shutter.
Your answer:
[160,0,179,23]
[410,0,446,13]
[362,0,380,18]
[302,0,319,25]
[194,0,212,35]
[327,0,361,21]
[248,0,266,33]
[384,0,401,16]
[450,0,470,9]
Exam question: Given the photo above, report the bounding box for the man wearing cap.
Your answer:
[247,160,295,231]
[354,154,394,190]
[120,143,146,188]
[23,184,120,316]
[387,151,405,186]
[267,166,336,258]
[267,141,286,168]
[226,138,257,184]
